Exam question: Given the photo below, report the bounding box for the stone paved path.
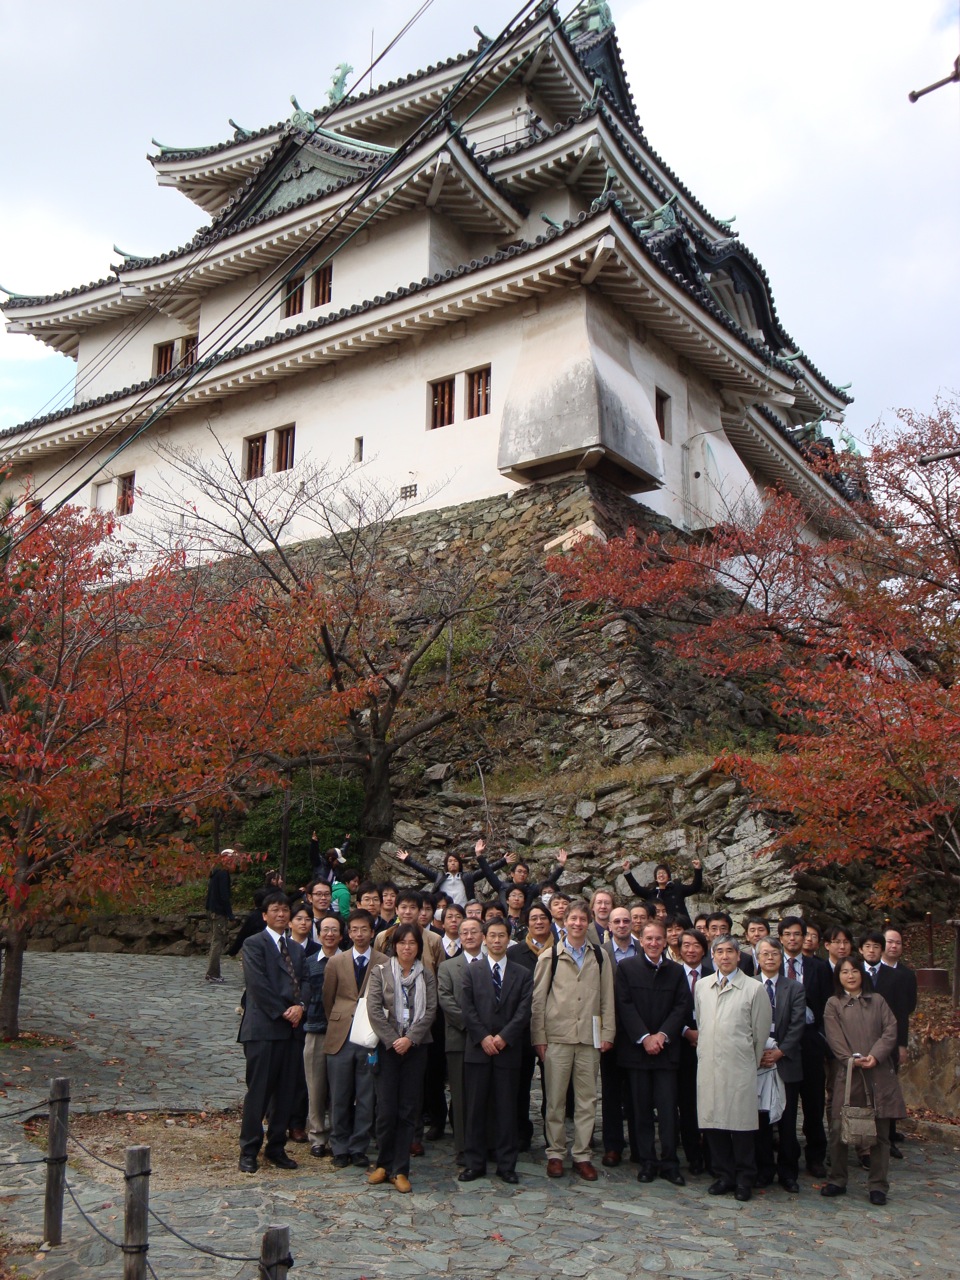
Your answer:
[1,953,958,1279]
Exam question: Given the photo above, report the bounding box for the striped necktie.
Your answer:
[492,962,502,1004]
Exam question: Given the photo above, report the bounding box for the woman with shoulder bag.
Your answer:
[821,955,905,1205]
[364,923,437,1192]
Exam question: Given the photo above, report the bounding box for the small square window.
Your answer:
[275,425,296,473]
[181,334,199,367]
[466,366,491,419]
[354,436,364,463]
[313,262,333,308]
[117,472,135,517]
[429,377,455,430]
[400,483,418,500]
[245,433,267,481]
[155,341,176,377]
[655,388,671,443]
[283,275,305,319]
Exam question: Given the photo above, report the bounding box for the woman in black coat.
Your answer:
[622,858,703,927]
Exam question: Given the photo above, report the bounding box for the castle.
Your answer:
[0,3,855,537]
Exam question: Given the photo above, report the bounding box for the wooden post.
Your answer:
[926,911,935,968]
[948,919,960,1007]
[123,1145,151,1280]
[259,1226,292,1279]
[43,1077,70,1246]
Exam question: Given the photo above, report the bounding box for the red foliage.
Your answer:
[552,397,960,910]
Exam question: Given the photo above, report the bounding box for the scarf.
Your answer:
[391,956,427,1032]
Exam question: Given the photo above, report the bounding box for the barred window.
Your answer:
[245,434,267,481]
[400,483,418,500]
[313,262,333,308]
[283,275,305,318]
[155,341,176,376]
[275,425,296,473]
[429,377,455,430]
[181,334,199,367]
[117,473,135,516]
[466,366,491,419]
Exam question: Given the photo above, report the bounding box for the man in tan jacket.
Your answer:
[532,898,616,1181]
[376,889,443,972]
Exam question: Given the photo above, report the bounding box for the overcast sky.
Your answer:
[1,0,957,445]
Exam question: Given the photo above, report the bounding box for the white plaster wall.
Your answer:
[199,270,277,350]
[75,313,185,401]
[330,212,432,309]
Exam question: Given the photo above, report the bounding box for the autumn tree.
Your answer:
[553,397,960,910]
[0,501,358,1036]
[139,443,560,862]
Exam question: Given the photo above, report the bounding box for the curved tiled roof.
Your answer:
[148,119,289,165]
[754,404,865,504]
[3,274,119,310]
[2,201,845,440]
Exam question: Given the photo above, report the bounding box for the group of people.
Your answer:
[215,840,917,1205]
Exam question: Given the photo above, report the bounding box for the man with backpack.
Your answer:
[531,898,615,1181]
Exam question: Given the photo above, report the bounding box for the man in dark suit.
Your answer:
[458,918,533,1183]
[738,918,770,977]
[875,927,917,1156]
[778,916,832,1177]
[754,937,806,1191]
[614,919,691,1187]
[437,916,485,1163]
[237,892,307,1174]
[677,928,712,1175]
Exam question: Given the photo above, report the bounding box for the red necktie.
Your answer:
[690,970,698,995]
[787,957,798,981]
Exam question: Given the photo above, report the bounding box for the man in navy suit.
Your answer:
[615,920,691,1187]
[458,918,533,1183]
[777,916,832,1177]
[237,892,307,1173]
[677,928,712,1174]
[754,937,806,1191]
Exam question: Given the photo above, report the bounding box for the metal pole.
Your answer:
[123,1145,151,1280]
[259,1225,292,1279]
[926,911,935,969]
[43,1077,69,1246]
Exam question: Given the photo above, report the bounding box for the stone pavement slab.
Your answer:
[0,954,958,1279]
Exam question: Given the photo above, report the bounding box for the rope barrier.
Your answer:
[64,1129,127,1173]
[0,1100,49,1120]
[0,1156,45,1167]
[62,1178,124,1251]
[146,1203,260,1263]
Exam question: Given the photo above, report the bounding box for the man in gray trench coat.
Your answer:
[694,934,769,1201]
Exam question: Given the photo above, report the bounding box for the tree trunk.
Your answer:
[359,745,394,867]
[0,924,27,1040]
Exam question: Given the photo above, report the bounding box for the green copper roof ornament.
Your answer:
[289,95,318,135]
[112,245,142,262]
[633,193,678,235]
[229,118,253,140]
[839,427,862,456]
[327,63,354,107]
[0,283,30,300]
[565,1,615,39]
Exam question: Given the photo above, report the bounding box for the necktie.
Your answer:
[354,954,367,991]
[278,937,301,1002]
[765,977,776,1012]
[492,962,502,1003]
[869,965,878,986]
[689,969,698,996]
[787,957,798,981]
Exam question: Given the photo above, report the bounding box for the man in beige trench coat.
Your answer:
[694,934,769,1201]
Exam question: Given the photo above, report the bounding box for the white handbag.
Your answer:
[348,995,378,1049]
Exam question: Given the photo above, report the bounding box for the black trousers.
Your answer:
[677,1043,708,1170]
[707,1128,757,1188]
[797,1035,827,1165]
[756,1080,801,1181]
[287,1029,308,1131]
[516,1046,537,1150]
[239,1038,297,1159]
[628,1068,679,1173]
[374,1043,428,1177]
[600,1049,637,1158]
[464,1058,521,1175]
[422,1008,448,1131]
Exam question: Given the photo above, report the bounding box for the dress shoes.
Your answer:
[332,1153,351,1169]
[546,1158,565,1178]
[351,1152,370,1168]
[367,1166,388,1185]
[779,1178,800,1193]
[708,1179,734,1196]
[390,1173,412,1193]
[497,1170,520,1184]
[601,1150,622,1167]
[806,1161,827,1178]
[424,1125,444,1141]
[820,1183,847,1197]
[264,1152,298,1170]
[288,1127,309,1143]
[755,1173,772,1188]
[409,1141,425,1157]
[889,1142,903,1159]
[572,1161,599,1182]
[310,1143,328,1158]
[734,1185,752,1202]
[687,1160,705,1176]
[869,1190,887,1205]
[238,1155,258,1174]
[637,1167,657,1184]
[661,1171,686,1187]
[457,1168,485,1182]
